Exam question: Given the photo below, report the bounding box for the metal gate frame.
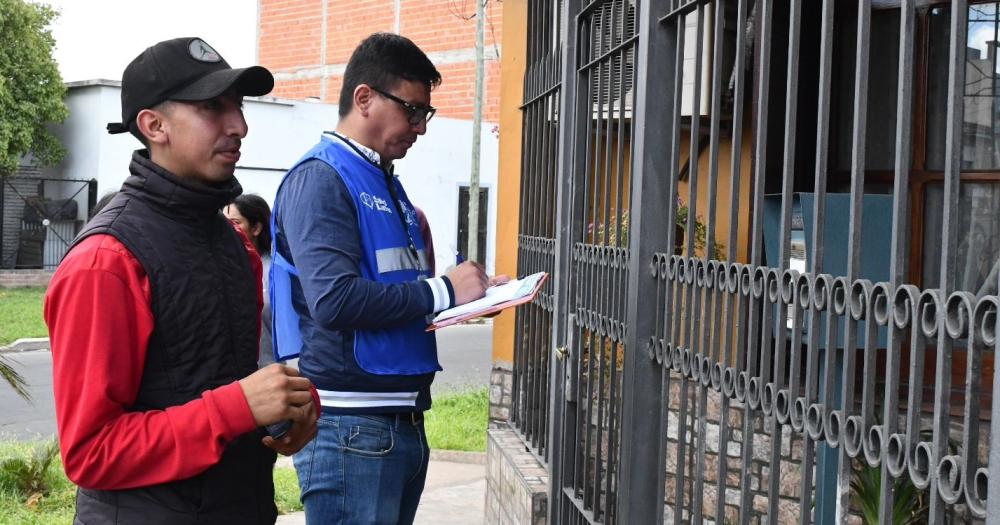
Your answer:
[1,175,96,269]
[515,0,1000,524]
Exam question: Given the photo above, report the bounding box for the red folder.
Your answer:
[427,272,549,331]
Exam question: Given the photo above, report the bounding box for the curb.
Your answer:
[429,449,487,464]
[274,449,486,470]
[0,337,50,353]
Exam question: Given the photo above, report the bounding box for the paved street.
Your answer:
[0,350,57,440]
[0,323,493,441]
[432,322,494,393]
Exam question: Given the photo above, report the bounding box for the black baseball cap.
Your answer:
[107,37,274,136]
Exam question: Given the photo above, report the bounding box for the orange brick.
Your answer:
[259,0,503,120]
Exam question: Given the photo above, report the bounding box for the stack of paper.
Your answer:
[430,272,548,328]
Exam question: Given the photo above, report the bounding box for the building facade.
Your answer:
[256,0,505,272]
[257,0,504,121]
[2,79,497,277]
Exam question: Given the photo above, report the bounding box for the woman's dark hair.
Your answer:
[90,191,118,219]
[231,194,271,255]
[339,33,442,118]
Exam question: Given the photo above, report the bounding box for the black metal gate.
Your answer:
[513,0,1000,523]
[1,175,96,270]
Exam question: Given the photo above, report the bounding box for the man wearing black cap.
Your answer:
[44,37,318,525]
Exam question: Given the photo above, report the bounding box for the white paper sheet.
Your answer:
[432,272,547,322]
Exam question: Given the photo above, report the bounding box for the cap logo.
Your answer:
[189,38,221,63]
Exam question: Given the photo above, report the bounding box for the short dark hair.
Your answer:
[338,33,441,118]
[230,194,272,255]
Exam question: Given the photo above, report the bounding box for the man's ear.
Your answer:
[353,85,375,117]
[136,107,169,146]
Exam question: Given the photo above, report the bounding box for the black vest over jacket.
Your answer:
[70,151,277,525]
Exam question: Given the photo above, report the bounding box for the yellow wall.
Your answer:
[491,0,528,364]
[675,130,754,263]
[490,0,754,364]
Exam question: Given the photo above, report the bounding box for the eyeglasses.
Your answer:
[371,87,436,125]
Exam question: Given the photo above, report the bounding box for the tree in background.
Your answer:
[0,0,63,400]
[0,0,68,176]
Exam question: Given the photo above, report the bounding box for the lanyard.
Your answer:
[327,133,423,271]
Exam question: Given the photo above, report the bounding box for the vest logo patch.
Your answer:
[360,192,392,214]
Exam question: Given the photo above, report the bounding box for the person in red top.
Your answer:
[44,37,317,525]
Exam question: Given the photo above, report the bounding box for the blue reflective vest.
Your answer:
[269,135,440,376]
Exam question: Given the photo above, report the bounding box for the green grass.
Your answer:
[425,388,489,452]
[273,467,303,514]
[0,441,75,525]
[0,440,303,522]
[0,288,47,346]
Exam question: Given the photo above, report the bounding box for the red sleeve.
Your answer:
[45,234,258,490]
[229,221,264,347]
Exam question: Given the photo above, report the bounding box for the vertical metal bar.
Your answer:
[803,1,836,522]
[988,272,1000,523]
[716,0,749,521]
[808,6,841,524]
[544,98,561,461]
[834,1,871,522]
[618,0,675,521]
[583,6,611,510]
[693,1,725,521]
[766,0,802,521]
[657,8,688,523]
[676,5,707,521]
[876,1,915,522]
[527,89,542,441]
[519,0,538,437]
[573,8,595,504]
[573,9,597,506]
[739,0,773,521]
[592,4,618,514]
[541,51,559,455]
[605,1,632,516]
[547,0,583,519]
[613,0,630,251]
[516,55,537,435]
[529,81,545,449]
[929,0,966,521]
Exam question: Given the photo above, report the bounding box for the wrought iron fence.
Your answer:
[512,0,563,461]
[510,0,1000,523]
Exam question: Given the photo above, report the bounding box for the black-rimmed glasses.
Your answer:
[371,87,437,125]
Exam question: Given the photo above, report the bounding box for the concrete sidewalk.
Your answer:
[275,456,486,524]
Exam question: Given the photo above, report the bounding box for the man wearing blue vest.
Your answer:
[271,33,493,524]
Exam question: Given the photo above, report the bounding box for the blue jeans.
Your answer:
[293,413,429,525]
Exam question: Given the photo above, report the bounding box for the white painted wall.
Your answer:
[42,81,499,275]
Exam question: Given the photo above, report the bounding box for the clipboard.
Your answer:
[427,272,549,331]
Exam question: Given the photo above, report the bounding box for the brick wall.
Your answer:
[486,428,548,525]
[271,77,324,100]
[259,0,503,120]
[0,269,54,288]
[258,0,325,70]
[489,361,513,427]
